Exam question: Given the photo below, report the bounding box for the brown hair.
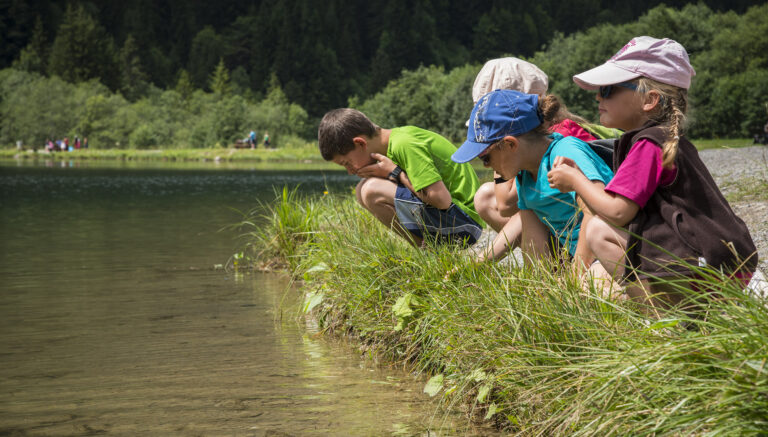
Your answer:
[636,77,688,168]
[520,94,590,138]
[317,108,380,161]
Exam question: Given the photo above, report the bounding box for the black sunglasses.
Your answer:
[599,81,638,99]
[479,140,503,165]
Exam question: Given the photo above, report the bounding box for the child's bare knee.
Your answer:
[474,182,495,217]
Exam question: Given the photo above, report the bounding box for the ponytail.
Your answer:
[524,94,592,138]
[637,78,689,168]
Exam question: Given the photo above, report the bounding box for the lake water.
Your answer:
[0,160,495,436]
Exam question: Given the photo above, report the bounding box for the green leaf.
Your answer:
[393,293,415,318]
[423,374,444,397]
[303,290,324,314]
[394,319,404,332]
[470,369,487,382]
[645,318,680,331]
[477,383,491,403]
[305,262,329,274]
[484,402,498,420]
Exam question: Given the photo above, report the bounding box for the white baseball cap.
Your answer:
[573,36,696,90]
[472,57,549,103]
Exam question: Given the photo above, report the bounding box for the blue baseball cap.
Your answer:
[452,90,542,163]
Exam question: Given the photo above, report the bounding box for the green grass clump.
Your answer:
[724,176,768,203]
[248,190,768,435]
[235,186,328,271]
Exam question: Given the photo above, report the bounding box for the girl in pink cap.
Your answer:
[548,36,757,308]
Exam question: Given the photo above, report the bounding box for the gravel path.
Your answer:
[700,145,768,272]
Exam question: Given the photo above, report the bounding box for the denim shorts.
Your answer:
[394,186,482,246]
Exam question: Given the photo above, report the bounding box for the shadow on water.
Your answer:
[0,162,497,436]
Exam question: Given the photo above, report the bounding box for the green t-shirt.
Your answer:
[387,126,484,226]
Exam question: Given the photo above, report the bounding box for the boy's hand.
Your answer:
[547,156,583,192]
[357,153,397,179]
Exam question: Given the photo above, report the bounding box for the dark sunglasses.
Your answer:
[479,140,503,165]
[599,81,638,99]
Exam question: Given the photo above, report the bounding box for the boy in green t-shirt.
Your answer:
[318,108,484,247]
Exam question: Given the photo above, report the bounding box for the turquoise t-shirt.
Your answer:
[387,126,484,226]
[516,133,614,255]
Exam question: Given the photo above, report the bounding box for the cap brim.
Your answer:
[452,140,490,164]
[573,62,641,90]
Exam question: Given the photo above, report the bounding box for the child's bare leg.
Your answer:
[355,178,422,247]
[473,182,509,232]
[585,216,630,280]
[519,210,552,265]
[572,195,597,273]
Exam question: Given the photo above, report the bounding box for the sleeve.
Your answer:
[552,139,612,184]
[392,141,441,193]
[604,139,665,208]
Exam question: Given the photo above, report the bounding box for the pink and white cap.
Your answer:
[573,36,695,90]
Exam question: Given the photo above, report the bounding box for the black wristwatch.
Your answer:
[494,176,508,184]
[388,166,402,183]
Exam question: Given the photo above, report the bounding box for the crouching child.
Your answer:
[318,108,485,247]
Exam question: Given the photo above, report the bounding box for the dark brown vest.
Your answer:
[615,122,758,279]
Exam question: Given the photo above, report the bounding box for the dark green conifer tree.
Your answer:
[47,4,119,89]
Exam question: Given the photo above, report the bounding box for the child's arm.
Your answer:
[359,153,453,209]
[547,157,639,227]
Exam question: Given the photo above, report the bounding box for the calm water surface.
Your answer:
[0,161,495,436]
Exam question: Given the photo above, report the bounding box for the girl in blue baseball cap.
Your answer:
[453,89,614,269]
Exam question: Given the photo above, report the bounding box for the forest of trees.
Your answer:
[1,1,767,148]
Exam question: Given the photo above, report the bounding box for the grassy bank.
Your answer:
[0,143,322,163]
[238,188,768,435]
[2,138,755,165]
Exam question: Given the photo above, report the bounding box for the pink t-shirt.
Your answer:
[605,139,677,208]
[549,119,597,142]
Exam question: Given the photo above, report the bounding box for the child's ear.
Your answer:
[503,135,519,151]
[642,91,663,112]
[352,136,367,149]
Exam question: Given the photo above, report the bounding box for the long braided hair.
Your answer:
[636,78,689,168]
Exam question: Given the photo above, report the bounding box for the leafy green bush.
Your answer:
[359,64,479,142]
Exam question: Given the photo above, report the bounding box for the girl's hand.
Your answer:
[547,156,583,192]
[357,153,396,179]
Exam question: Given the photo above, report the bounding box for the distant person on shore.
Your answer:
[318,108,485,247]
[452,90,613,268]
[549,36,757,306]
[83,137,89,149]
[469,58,620,265]
[249,130,257,148]
[263,132,270,148]
[74,136,81,150]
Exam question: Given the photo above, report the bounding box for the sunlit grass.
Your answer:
[0,142,322,163]
[692,137,755,150]
[244,189,768,435]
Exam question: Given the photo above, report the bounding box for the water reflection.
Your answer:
[0,162,496,436]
